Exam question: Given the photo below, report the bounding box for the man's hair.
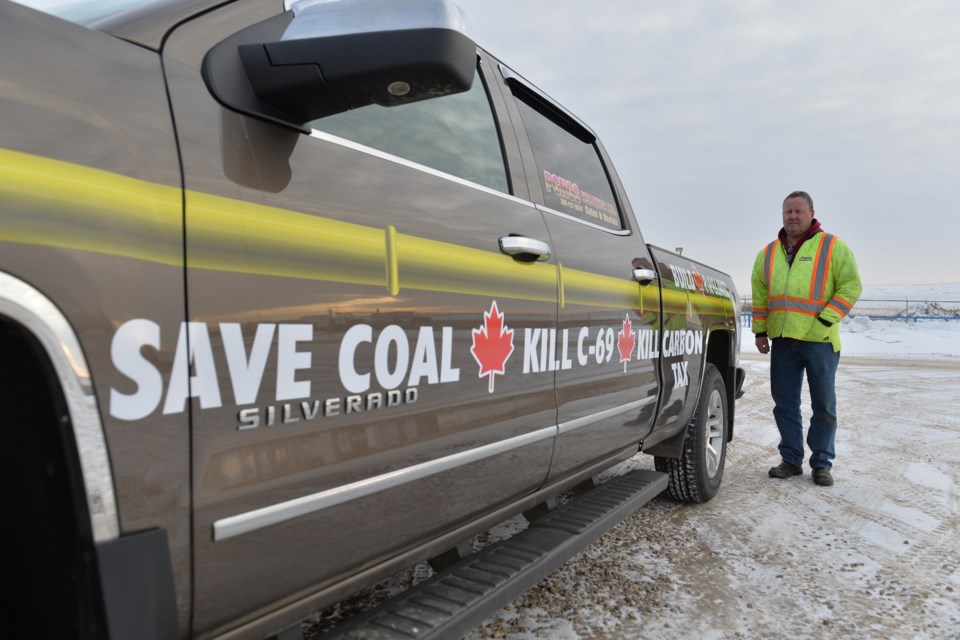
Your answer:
[784,190,814,211]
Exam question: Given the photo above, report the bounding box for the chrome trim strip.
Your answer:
[557,397,657,435]
[498,64,596,138]
[286,0,472,40]
[213,425,559,541]
[308,129,533,209]
[0,272,119,542]
[535,204,631,236]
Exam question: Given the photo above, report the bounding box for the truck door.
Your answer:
[162,7,558,635]
[494,66,663,481]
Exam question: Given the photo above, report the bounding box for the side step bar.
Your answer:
[326,469,668,639]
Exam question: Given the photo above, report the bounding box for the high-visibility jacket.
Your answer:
[751,231,861,352]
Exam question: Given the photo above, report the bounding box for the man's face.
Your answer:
[782,196,815,240]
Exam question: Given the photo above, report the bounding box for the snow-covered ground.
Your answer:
[461,284,960,639]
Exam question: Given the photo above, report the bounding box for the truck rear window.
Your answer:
[514,93,623,231]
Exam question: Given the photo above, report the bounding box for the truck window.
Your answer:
[309,70,509,194]
[513,93,623,231]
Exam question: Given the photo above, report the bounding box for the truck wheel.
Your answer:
[655,363,727,503]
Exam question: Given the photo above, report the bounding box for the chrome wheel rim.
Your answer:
[705,388,724,478]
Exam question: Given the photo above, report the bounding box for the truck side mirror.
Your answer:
[202,0,477,133]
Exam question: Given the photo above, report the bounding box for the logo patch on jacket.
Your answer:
[799,256,813,261]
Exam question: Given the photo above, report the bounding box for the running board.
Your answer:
[326,469,668,639]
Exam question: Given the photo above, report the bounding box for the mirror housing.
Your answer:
[203,0,477,132]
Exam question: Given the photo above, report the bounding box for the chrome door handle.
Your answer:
[499,236,551,262]
[632,268,658,284]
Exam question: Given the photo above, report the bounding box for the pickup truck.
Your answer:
[0,0,744,638]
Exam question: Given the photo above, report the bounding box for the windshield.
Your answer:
[9,0,162,25]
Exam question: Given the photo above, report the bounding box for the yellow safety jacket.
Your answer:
[751,231,861,352]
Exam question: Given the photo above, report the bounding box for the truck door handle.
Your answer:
[632,268,658,284]
[499,236,552,262]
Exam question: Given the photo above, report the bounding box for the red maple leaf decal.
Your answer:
[618,314,636,372]
[471,301,515,393]
[693,267,706,295]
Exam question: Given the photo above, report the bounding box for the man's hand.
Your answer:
[755,335,770,354]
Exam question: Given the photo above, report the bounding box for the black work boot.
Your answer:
[812,468,834,486]
[768,460,803,478]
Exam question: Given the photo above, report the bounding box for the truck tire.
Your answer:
[655,363,727,503]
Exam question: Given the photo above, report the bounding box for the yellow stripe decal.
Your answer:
[0,148,731,315]
[385,225,399,296]
[0,148,182,265]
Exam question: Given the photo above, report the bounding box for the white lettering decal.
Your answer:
[408,327,439,387]
[672,361,690,388]
[524,328,542,374]
[577,327,590,366]
[220,322,275,405]
[440,327,460,383]
[276,324,312,401]
[110,319,163,420]
[548,328,559,371]
[560,329,573,370]
[375,324,409,390]
[163,322,222,415]
[340,324,372,394]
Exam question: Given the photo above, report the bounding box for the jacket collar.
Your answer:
[779,219,823,252]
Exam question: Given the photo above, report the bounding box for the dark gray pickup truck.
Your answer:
[0,0,743,637]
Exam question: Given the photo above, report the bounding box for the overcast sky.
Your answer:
[452,0,960,294]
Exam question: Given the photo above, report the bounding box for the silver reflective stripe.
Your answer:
[769,298,822,314]
[213,425,558,541]
[0,272,119,543]
[827,296,853,315]
[811,234,836,301]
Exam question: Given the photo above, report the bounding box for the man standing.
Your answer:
[751,191,861,486]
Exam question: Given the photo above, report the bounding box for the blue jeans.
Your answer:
[770,339,840,469]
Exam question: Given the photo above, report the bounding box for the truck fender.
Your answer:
[645,327,734,458]
[0,270,119,541]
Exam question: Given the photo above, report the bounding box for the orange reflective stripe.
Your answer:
[763,240,778,289]
[763,240,779,316]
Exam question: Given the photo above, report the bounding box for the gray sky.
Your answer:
[453,0,960,294]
